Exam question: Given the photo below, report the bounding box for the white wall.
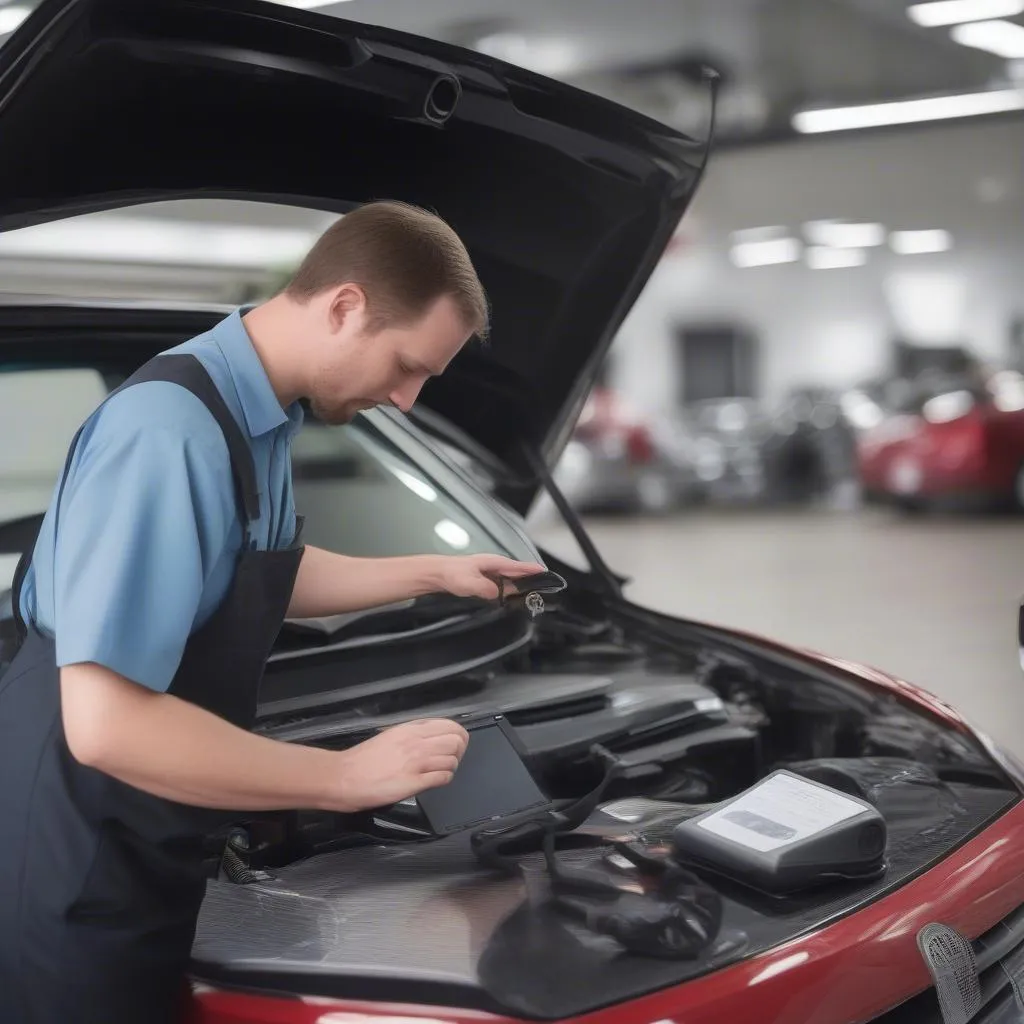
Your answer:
[611,115,1024,413]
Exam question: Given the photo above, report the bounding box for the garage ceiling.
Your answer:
[0,0,1021,303]
[0,0,1020,143]
[296,0,1020,142]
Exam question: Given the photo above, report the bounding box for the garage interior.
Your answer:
[2,0,1024,770]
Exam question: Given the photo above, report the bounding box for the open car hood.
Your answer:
[0,0,709,511]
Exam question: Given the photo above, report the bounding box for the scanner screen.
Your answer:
[416,720,548,833]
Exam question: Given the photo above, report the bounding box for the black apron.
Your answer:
[0,354,304,1024]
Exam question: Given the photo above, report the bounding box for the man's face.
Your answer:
[310,292,474,425]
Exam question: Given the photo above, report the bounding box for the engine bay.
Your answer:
[189,576,1020,1016]
[236,573,1012,854]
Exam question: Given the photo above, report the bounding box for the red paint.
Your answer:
[857,395,1024,505]
[185,800,1024,1024]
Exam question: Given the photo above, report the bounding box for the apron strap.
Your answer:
[124,354,261,526]
[11,351,262,640]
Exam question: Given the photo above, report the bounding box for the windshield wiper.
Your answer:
[278,592,516,647]
[270,609,483,663]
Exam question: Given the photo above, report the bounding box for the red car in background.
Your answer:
[858,371,1024,512]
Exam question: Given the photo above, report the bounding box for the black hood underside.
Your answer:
[0,0,709,508]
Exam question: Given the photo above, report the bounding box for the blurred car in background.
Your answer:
[764,387,862,507]
[857,370,1024,512]
[684,397,773,504]
[552,386,698,514]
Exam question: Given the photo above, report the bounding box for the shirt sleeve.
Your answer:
[53,417,234,692]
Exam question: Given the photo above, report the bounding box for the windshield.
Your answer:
[0,361,539,593]
[292,408,538,562]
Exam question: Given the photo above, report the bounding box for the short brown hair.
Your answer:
[285,200,489,339]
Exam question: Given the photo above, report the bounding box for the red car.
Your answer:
[857,373,1024,512]
[2,3,1024,1024]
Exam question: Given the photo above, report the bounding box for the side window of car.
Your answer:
[0,368,109,590]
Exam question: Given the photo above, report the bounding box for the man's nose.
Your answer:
[389,380,424,413]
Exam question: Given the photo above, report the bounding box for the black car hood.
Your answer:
[0,0,709,510]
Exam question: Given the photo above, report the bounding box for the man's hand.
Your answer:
[434,554,546,601]
[286,547,546,620]
[330,718,470,812]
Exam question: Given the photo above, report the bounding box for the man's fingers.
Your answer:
[421,754,460,775]
[482,558,545,577]
[402,719,469,759]
[418,770,456,791]
[415,735,465,763]
[407,718,469,742]
[505,564,547,577]
[426,733,466,757]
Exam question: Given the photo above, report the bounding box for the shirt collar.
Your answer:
[214,307,297,439]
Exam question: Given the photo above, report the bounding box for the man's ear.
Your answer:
[327,283,367,332]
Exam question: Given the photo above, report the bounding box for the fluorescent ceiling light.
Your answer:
[474,32,579,75]
[0,5,31,34]
[0,215,317,268]
[729,237,801,268]
[806,246,868,269]
[793,88,1024,132]
[951,18,1024,56]
[908,0,1024,25]
[804,221,885,248]
[890,229,953,253]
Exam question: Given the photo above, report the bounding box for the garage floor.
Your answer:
[531,509,1024,760]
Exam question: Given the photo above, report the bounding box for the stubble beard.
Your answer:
[309,395,361,425]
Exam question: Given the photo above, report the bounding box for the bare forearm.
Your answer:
[61,663,340,811]
[286,545,444,619]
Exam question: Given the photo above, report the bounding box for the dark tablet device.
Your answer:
[415,714,552,835]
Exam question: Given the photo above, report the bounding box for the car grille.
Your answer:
[875,903,1024,1023]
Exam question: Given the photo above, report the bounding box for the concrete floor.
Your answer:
[531,508,1024,760]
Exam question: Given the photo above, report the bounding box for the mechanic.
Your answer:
[0,200,544,1024]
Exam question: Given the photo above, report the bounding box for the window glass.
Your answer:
[0,366,538,589]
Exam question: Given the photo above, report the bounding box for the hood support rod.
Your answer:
[521,442,623,599]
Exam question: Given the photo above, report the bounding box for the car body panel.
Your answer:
[180,585,1019,1024]
[185,799,1024,1024]
[856,385,1024,509]
[0,0,710,508]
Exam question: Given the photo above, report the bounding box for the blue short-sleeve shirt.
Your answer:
[18,308,304,693]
